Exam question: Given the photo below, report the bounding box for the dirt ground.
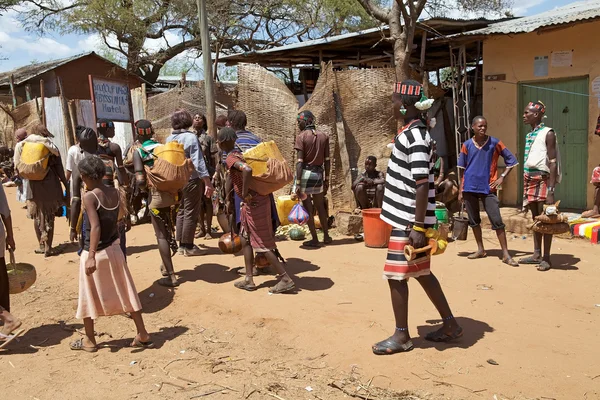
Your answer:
[1,186,599,400]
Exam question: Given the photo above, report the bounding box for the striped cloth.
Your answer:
[240,193,276,252]
[523,172,548,203]
[380,120,436,229]
[383,229,431,281]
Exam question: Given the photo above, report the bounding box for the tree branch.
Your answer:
[356,0,389,23]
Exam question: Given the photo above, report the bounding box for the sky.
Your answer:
[0,0,583,75]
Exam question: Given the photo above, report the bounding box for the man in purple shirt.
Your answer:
[458,116,519,266]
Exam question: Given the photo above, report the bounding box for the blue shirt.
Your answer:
[458,136,518,195]
[166,130,209,180]
[221,130,262,164]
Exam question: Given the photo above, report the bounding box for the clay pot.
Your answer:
[218,233,242,254]
[254,252,270,267]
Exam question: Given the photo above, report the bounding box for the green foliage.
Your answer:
[15,0,379,83]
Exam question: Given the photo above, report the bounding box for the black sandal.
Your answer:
[302,240,321,248]
[372,338,414,355]
[425,326,464,343]
[157,277,179,287]
[519,255,542,265]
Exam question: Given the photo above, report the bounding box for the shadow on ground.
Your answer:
[100,325,189,353]
[0,321,82,354]
[414,317,494,351]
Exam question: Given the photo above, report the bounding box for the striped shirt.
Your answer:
[524,123,545,173]
[221,130,262,164]
[380,120,436,230]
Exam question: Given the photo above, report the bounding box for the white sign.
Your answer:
[91,77,133,122]
[551,51,573,67]
[592,77,600,94]
[534,56,548,77]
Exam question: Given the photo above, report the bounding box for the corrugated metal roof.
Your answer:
[451,0,600,36]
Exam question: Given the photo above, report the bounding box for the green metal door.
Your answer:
[517,77,589,210]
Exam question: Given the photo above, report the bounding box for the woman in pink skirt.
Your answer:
[70,156,152,352]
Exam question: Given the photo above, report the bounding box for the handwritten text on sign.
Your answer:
[92,78,132,122]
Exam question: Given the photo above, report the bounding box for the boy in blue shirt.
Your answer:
[458,116,519,266]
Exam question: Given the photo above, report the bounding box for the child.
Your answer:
[70,156,152,352]
[219,128,295,294]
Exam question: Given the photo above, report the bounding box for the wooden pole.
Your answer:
[288,65,295,92]
[25,84,32,102]
[40,79,46,127]
[196,0,217,140]
[141,83,148,119]
[57,77,74,148]
[9,75,17,107]
[68,100,78,138]
[419,31,428,76]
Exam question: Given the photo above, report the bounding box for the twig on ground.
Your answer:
[425,369,441,378]
[267,393,287,400]
[203,335,229,344]
[163,358,193,370]
[160,381,186,391]
[190,388,226,398]
[329,381,373,400]
[433,380,486,393]
[9,361,15,368]
[591,374,600,380]
[245,389,258,399]
[24,296,40,306]
[306,353,328,361]
[411,372,429,381]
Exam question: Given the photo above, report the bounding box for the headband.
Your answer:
[97,120,114,129]
[394,82,422,96]
[528,101,546,113]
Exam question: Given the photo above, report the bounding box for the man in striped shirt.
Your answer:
[373,80,462,356]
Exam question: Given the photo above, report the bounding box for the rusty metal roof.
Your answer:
[449,0,600,37]
[0,52,148,87]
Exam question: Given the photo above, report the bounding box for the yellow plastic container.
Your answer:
[243,141,284,177]
[276,195,296,226]
[154,142,186,166]
[20,142,49,168]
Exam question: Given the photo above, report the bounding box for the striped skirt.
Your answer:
[240,194,277,252]
[383,229,431,281]
[523,172,548,203]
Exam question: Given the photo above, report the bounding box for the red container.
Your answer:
[592,226,600,244]
[362,208,393,248]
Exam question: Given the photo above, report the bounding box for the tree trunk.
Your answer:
[389,2,410,81]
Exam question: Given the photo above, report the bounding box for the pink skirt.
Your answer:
[76,240,142,320]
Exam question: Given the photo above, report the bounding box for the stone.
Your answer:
[336,211,363,236]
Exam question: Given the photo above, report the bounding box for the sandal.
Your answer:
[467,251,487,260]
[268,278,295,294]
[519,255,542,265]
[502,257,519,267]
[234,279,257,291]
[323,236,333,245]
[131,336,154,349]
[69,337,97,352]
[34,247,45,254]
[157,277,179,287]
[302,240,321,248]
[537,260,552,271]
[372,338,414,355]
[425,326,464,343]
[0,329,24,349]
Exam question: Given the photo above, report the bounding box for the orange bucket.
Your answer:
[362,208,393,248]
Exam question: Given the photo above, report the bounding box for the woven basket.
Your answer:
[7,251,37,294]
[532,221,570,235]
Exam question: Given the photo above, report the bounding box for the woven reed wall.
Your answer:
[147,83,235,142]
[236,63,299,170]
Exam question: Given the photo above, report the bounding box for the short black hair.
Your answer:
[171,109,193,130]
[75,125,86,141]
[471,115,487,125]
[227,110,247,131]
[79,128,98,153]
[78,155,105,181]
[366,155,377,164]
[218,127,238,143]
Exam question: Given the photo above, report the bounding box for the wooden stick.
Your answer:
[40,79,46,127]
[404,239,438,261]
[9,75,17,107]
[141,83,148,119]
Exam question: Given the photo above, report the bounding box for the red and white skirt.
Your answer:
[383,228,431,281]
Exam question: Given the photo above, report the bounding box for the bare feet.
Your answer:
[467,250,487,259]
[0,316,22,336]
